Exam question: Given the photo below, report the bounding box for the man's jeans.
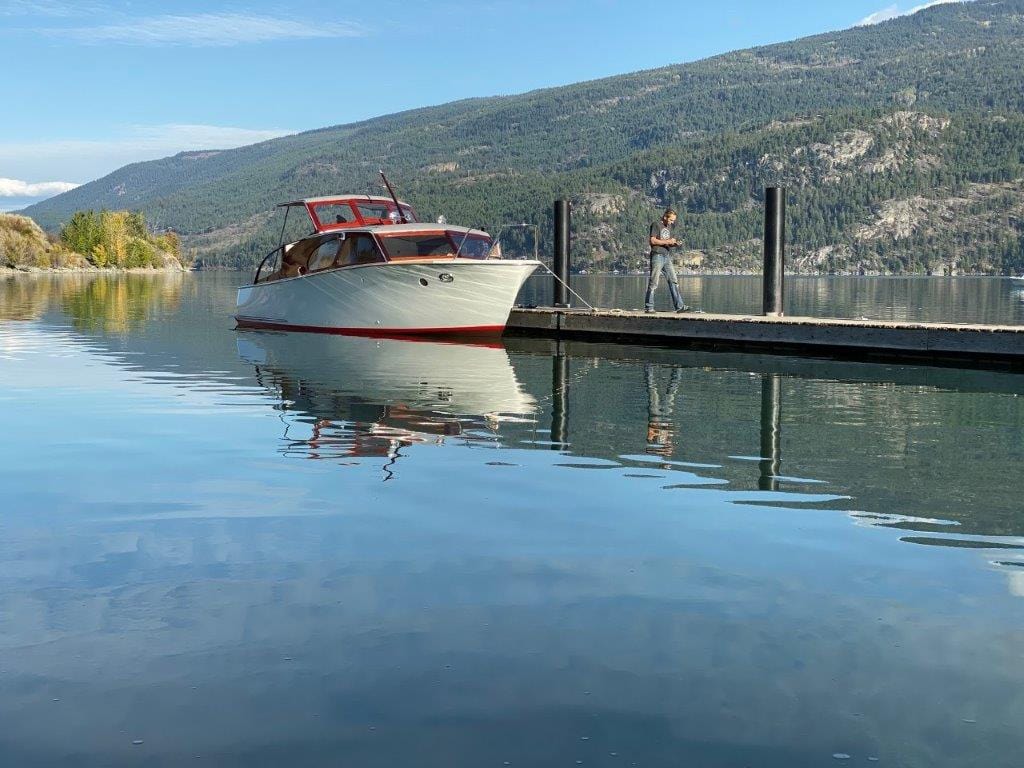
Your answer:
[644,252,683,311]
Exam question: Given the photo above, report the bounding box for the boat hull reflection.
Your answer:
[237,331,536,467]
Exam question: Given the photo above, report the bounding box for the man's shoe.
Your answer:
[675,305,692,313]
[644,308,655,313]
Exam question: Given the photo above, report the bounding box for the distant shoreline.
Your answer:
[2,265,1018,279]
[1,265,189,276]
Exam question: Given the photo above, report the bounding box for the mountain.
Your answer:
[23,0,1024,274]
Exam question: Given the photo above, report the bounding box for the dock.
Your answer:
[506,308,1024,366]
[521,192,1023,367]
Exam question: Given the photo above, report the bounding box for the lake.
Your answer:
[1,272,1022,767]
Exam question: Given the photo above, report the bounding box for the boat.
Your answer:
[235,187,540,336]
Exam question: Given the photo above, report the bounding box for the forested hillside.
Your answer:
[24,0,1024,274]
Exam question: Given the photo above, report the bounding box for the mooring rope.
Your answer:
[535,263,596,311]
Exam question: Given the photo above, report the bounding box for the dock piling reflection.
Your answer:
[759,373,782,490]
[551,341,569,448]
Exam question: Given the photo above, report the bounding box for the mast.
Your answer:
[379,169,408,224]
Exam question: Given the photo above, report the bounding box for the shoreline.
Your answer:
[2,265,1018,279]
[1,265,190,276]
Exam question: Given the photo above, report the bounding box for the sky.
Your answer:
[0,0,966,210]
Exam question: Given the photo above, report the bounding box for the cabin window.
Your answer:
[453,235,493,259]
[335,234,385,266]
[354,202,418,223]
[378,231,494,258]
[307,238,343,272]
[311,203,356,228]
[380,234,454,258]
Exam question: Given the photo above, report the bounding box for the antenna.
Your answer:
[379,169,408,224]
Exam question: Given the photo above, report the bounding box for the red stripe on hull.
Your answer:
[235,317,506,343]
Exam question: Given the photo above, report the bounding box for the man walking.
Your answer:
[645,208,690,313]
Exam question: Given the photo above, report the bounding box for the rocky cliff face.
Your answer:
[572,110,1024,274]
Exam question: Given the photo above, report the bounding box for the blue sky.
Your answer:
[0,0,965,209]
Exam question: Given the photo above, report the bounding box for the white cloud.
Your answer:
[856,0,967,26]
[41,11,366,46]
[0,123,296,183]
[0,0,102,16]
[0,178,79,197]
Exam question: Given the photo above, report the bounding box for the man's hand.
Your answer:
[650,235,680,247]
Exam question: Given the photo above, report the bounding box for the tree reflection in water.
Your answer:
[0,272,188,332]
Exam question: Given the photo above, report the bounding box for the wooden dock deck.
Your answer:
[506,308,1024,366]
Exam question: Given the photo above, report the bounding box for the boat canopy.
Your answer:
[278,195,418,232]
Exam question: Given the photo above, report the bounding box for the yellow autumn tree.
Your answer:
[98,211,130,267]
[57,209,190,269]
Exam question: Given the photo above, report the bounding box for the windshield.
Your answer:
[309,200,417,229]
[454,235,493,259]
[379,231,493,259]
[310,203,356,228]
[355,202,417,223]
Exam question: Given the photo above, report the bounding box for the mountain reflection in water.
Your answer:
[1,272,1023,768]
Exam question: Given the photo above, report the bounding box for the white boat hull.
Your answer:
[235,259,540,335]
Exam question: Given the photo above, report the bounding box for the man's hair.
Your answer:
[664,208,676,217]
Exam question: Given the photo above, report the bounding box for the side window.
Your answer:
[351,234,385,265]
[332,234,385,267]
[334,237,355,266]
[308,238,341,272]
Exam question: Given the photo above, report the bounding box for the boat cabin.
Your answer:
[253,196,498,285]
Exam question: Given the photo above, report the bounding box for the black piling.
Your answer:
[763,187,786,317]
[758,373,782,491]
[553,200,571,308]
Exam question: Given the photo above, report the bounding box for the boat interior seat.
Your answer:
[265,261,302,282]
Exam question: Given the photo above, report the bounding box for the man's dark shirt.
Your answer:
[649,220,674,257]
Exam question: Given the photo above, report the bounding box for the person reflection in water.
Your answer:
[645,363,683,459]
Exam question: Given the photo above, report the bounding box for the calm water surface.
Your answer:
[1,272,1023,767]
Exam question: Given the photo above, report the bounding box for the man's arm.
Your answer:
[650,235,679,246]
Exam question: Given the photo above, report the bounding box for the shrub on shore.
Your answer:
[59,210,186,269]
[2,210,188,271]
[0,213,88,269]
